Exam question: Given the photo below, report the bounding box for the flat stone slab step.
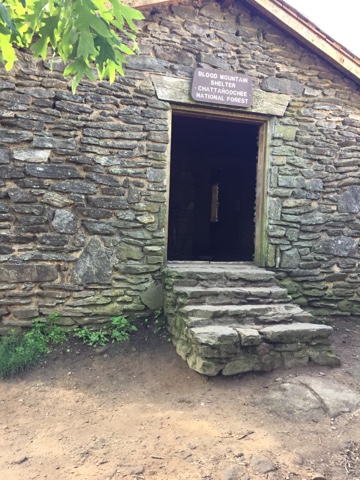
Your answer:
[181,304,314,324]
[259,323,333,342]
[190,323,333,345]
[168,262,255,268]
[165,262,277,286]
[173,286,291,304]
[181,323,337,376]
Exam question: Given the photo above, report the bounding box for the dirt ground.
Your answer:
[1,317,359,480]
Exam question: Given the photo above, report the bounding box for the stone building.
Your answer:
[0,0,360,374]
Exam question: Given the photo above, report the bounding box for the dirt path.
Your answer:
[1,318,359,480]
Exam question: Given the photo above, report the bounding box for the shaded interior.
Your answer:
[168,113,259,261]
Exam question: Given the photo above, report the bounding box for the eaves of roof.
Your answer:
[125,0,360,85]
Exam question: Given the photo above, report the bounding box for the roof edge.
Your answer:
[126,0,360,85]
[245,0,360,84]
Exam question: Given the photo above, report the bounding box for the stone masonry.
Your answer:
[164,263,339,375]
[0,0,360,330]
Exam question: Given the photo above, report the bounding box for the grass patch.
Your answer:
[73,315,137,347]
[0,314,137,378]
[0,314,68,379]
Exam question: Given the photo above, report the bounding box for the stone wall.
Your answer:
[1,0,360,329]
[0,54,169,329]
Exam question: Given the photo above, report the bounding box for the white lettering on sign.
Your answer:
[226,97,249,104]
[191,68,253,108]
[196,92,225,101]
[219,74,249,83]
[198,71,218,79]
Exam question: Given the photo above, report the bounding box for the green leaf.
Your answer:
[0,25,9,35]
[0,33,17,70]
[60,25,78,58]
[88,14,112,38]
[110,0,144,31]
[31,14,60,58]
[0,0,144,91]
[117,2,145,23]
[118,43,134,56]
[0,4,20,36]
[24,0,51,36]
[31,35,48,59]
[64,57,96,93]
[94,35,116,71]
[77,28,97,59]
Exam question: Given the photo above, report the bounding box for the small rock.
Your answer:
[293,453,305,466]
[202,472,213,479]
[179,451,192,460]
[95,346,108,355]
[233,451,244,458]
[250,454,277,474]
[223,465,249,480]
[130,465,144,475]
[267,472,280,480]
[13,456,28,465]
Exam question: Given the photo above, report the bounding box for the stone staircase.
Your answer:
[164,262,339,376]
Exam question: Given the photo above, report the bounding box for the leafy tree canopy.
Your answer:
[0,0,144,91]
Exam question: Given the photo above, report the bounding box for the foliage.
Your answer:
[0,313,69,378]
[33,313,69,345]
[0,313,137,378]
[74,325,109,347]
[0,0,144,91]
[73,315,137,347]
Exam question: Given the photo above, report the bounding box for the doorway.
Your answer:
[168,111,264,262]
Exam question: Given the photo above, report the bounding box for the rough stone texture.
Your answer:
[140,282,164,310]
[259,323,333,343]
[223,465,249,480]
[295,375,360,417]
[11,307,40,319]
[338,186,360,213]
[314,236,358,257]
[261,77,303,95]
[236,327,261,346]
[52,209,78,234]
[25,165,82,179]
[71,237,112,285]
[164,263,337,376]
[0,265,58,283]
[13,149,51,163]
[250,455,277,474]
[0,0,359,328]
[42,192,74,208]
[259,375,360,420]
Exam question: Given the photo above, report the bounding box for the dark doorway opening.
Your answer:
[168,113,259,262]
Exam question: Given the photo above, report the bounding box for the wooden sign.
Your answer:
[191,68,253,108]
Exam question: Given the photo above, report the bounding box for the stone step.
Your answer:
[183,323,337,376]
[164,262,338,376]
[172,286,291,305]
[189,323,333,350]
[166,263,278,288]
[181,304,314,325]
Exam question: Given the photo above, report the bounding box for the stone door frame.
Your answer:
[166,104,271,267]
